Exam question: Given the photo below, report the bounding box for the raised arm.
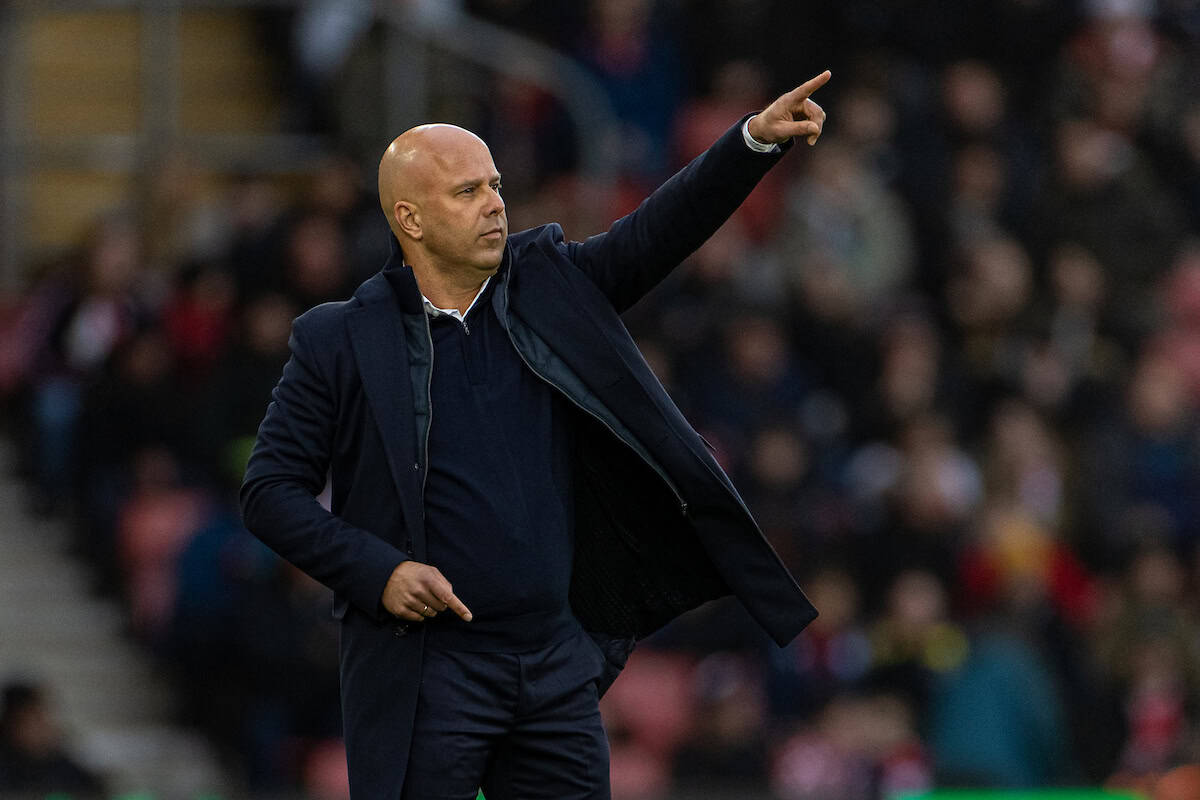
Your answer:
[569,70,830,312]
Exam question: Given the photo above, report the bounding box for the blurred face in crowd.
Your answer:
[1055,119,1131,190]
[748,426,809,491]
[1130,547,1185,607]
[886,569,948,639]
[941,60,1005,135]
[288,213,347,299]
[592,0,652,40]
[313,155,363,217]
[85,217,140,295]
[379,124,507,281]
[838,85,896,150]
[947,236,1032,329]
[1129,350,1191,434]
[952,143,1006,210]
[1050,243,1106,311]
[1,688,58,757]
[726,314,789,384]
[245,293,297,356]
[880,313,940,422]
[806,567,860,634]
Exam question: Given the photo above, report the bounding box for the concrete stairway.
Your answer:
[0,439,231,796]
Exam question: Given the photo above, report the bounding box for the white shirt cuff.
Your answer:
[742,116,781,153]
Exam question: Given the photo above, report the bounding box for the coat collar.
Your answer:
[340,233,515,529]
[365,232,513,316]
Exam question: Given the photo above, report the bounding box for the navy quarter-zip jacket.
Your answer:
[241,115,817,799]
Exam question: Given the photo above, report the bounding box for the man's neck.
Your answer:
[408,260,495,315]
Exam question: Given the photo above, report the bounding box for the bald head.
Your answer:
[378,124,494,239]
[376,123,508,289]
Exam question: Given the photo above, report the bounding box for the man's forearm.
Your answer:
[241,476,408,619]
[569,114,792,312]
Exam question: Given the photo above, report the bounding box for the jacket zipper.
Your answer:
[500,286,688,517]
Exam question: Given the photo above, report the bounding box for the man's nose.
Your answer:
[486,188,504,216]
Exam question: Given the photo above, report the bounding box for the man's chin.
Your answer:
[479,243,506,270]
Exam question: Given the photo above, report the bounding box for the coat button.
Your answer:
[412,462,420,471]
[393,623,409,637]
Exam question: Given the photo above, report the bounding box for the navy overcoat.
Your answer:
[241,117,817,799]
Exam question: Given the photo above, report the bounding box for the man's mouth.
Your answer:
[482,228,504,240]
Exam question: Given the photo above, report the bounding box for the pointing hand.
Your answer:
[747,70,831,146]
[381,560,473,622]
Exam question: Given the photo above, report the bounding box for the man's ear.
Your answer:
[395,201,422,240]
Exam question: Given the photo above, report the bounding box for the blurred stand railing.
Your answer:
[0,0,620,292]
[378,1,620,180]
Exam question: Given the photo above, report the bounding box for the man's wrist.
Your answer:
[742,116,781,153]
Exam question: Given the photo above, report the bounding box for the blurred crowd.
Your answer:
[4,0,1200,797]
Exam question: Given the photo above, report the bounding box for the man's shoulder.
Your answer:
[509,223,569,256]
[296,298,356,325]
[292,298,357,342]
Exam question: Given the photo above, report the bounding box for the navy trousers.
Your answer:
[400,628,611,800]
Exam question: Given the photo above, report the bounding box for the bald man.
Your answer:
[242,71,830,799]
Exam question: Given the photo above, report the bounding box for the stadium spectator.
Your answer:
[0,680,105,796]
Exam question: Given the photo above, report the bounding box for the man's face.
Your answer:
[419,139,507,276]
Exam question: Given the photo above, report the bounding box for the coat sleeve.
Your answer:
[240,313,407,620]
[567,115,791,313]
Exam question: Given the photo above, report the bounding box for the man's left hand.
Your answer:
[747,69,831,146]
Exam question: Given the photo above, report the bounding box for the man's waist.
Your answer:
[421,605,577,653]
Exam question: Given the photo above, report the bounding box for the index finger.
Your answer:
[786,70,832,103]
[440,591,473,622]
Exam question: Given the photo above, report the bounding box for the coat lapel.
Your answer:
[504,261,627,391]
[345,264,422,539]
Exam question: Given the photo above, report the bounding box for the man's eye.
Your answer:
[491,183,502,192]
[461,187,474,195]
